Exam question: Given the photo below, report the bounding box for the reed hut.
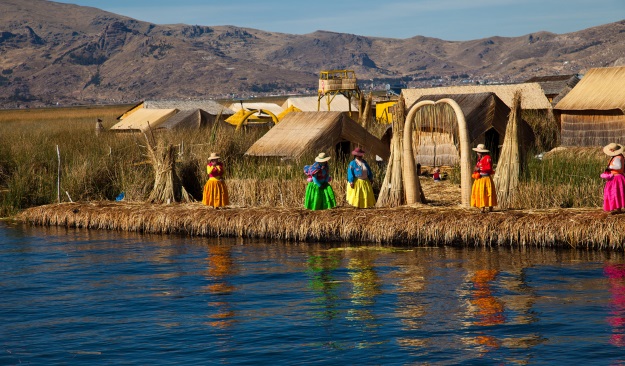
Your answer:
[402,83,552,112]
[244,111,390,161]
[554,66,625,147]
[402,83,556,151]
[405,93,535,167]
[112,100,234,132]
[117,99,233,120]
[525,74,580,106]
[110,108,178,132]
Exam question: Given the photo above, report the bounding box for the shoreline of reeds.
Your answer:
[15,201,625,249]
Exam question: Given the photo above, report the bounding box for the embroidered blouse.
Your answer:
[347,158,373,184]
[207,161,225,180]
[307,162,331,187]
[609,155,625,175]
[475,155,494,176]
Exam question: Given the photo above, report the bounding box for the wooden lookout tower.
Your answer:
[317,70,361,116]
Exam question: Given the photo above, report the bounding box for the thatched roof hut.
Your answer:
[113,100,234,132]
[525,74,580,105]
[117,100,233,119]
[282,95,359,112]
[110,108,178,132]
[406,93,535,167]
[402,83,552,111]
[554,66,625,147]
[245,111,390,160]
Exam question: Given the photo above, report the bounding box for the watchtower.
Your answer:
[317,70,361,115]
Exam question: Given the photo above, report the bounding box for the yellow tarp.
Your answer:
[224,109,249,126]
[277,105,302,121]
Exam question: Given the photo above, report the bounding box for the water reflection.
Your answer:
[306,250,341,321]
[204,243,236,329]
[3,222,625,364]
[345,250,382,325]
[605,263,625,347]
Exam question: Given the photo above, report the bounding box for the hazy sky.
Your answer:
[54,0,624,41]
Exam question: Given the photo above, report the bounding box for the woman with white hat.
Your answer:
[303,152,336,210]
[202,152,229,208]
[602,142,625,214]
[470,144,497,212]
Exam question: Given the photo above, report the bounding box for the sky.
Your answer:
[54,0,625,41]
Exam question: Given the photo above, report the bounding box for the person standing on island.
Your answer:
[470,144,497,213]
[602,143,625,214]
[303,152,337,210]
[202,153,229,208]
[346,147,375,208]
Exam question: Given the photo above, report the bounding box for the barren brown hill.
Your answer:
[1,0,624,108]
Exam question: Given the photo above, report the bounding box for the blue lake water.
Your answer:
[2,221,625,365]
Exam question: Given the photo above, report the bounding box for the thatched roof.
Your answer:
[554,66,625,113]
[412,93,511,143]
[144,100,233,115]
[524,74,580,97]
[245,112,390,160]
[402,83,552,111]
[110,109,177,132]
[283,95,359,112]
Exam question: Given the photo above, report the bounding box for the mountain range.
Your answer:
[1,0,624,108]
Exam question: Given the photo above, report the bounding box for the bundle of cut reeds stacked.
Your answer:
[144,133,192,204]
[376,96,406,207]
[358,93,373,129]
[494,91,522,208]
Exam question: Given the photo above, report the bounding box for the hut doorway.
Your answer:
[335,140,351,161]
[484,128,500,163]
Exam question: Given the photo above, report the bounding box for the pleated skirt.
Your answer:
[471,176,497,208]
[346,179,376,208]
[202,179,229,207]
[604,174,625,211]
[304,182,336,210]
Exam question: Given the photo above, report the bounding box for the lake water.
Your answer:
[2,221,625,365]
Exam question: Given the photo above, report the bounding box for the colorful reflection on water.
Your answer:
[1,221,625,365]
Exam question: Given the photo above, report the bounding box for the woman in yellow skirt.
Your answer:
[346,147,376,208]
[470,144,497,212]
[202,153,229,208]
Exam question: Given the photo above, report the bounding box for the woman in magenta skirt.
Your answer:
[602,143,625,214]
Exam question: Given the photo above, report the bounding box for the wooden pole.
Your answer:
[56,145,60,203]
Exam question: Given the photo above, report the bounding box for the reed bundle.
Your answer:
[494,91,523,208]
[376,96,406,207]
[17,201,625,249]
[143,132,192,204]
[358,93,373,129]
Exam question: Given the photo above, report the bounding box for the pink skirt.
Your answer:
[604,174,625,211]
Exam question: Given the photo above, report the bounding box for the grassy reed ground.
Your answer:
[0,105,608,217]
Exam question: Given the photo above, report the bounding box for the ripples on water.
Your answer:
[1,221,625,365]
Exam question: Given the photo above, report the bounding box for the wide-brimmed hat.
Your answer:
[208,152,221,160]
[603,143,624,156]
[315,152,331,162]
[351,147,365,157]
[472,144,489,153]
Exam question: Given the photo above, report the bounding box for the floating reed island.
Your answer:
[16,201,625,249]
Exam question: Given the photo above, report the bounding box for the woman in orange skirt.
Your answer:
[470,144,497,212]
[202,153,229,208]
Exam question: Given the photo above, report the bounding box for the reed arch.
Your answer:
[235,109,279,131]
[403,98,472,206]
